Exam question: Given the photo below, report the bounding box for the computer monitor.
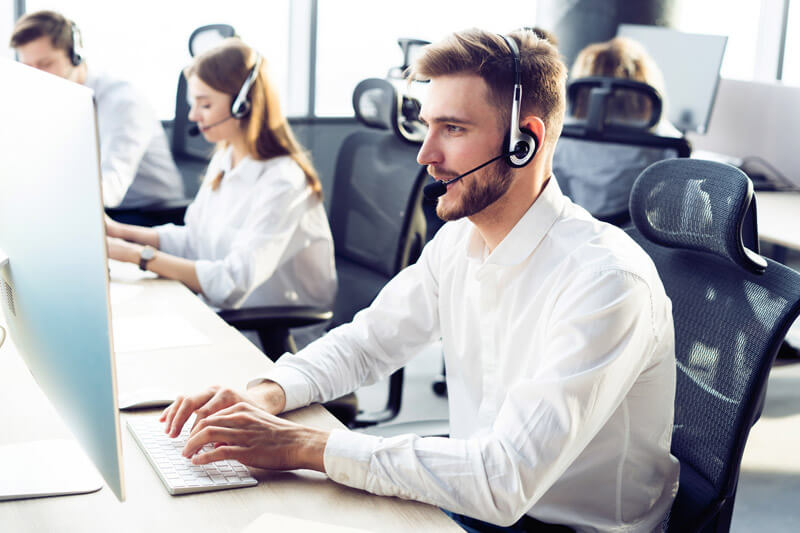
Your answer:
[0,59,124,501]
[617,24,727,134]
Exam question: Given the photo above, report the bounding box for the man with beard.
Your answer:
[163,28,679,532]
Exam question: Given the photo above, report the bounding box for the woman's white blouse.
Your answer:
[156,148,336,310]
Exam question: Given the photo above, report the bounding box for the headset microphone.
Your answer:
[423,146,526,200]
[188,115,234,137]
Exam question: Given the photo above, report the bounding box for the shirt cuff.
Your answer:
[155,224,186,256]
[323,429,379,491]
[247,363,315,412]
[195,259,236,307]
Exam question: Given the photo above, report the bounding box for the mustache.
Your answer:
[427,166,460,180]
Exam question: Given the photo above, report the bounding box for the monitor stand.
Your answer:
[0,439,103,501]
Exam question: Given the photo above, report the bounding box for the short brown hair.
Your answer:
[9,10,74,54]
[409,28,567,148]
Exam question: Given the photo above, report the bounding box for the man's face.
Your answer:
[417,74,512,221]
[16,35,74,79]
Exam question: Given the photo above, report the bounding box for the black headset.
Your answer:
[499,34,538,168]
[69,21,83,67]
[230,54,262,119]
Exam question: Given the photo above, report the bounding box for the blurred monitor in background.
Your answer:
[617,24,727,134]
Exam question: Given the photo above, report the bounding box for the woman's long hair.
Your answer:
[184,38,321,196]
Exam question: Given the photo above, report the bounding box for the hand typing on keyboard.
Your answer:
[158,384,329,474]
[128,415,258,495]
[161,383,285,438]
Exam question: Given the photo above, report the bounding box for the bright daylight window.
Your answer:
[315,0,539,116]
[782,0,800,84]
[672,0,761,81]
[25,1,290,120]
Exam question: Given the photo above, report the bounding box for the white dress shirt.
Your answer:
[262,178,679,532]
[156,148,336,310]
[85,69,184,208]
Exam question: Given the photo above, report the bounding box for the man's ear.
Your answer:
[521,115,546,149]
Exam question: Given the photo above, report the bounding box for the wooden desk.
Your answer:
[755,191,800,252]
[0,272,459,532]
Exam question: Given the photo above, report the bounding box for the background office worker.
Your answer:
[162,29,678,532]
[10,10,184,212]
[553,36,681,225]
[105,39,336,320]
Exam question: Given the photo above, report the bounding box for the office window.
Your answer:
[24,1,290,119]
[314,0,538,117]
[672,0,761,81]
[782,0,800,84]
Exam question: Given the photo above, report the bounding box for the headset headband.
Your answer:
[231,53,262,119]
[69,21,83,66]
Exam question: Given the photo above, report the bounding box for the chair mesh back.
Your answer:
[630,159,758,272]
[328,130,426,325]
[626,158,800,529]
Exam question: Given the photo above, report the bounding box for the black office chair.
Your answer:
[555,76,691,226]
[218,78,428,428]
[625,159,800,532]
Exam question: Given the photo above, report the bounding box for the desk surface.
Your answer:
[0,270,458,532]
[755,191,800,252]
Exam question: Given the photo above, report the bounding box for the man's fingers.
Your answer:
[168,396,199,437]
[182,426,241,457]
[190,445,249,466]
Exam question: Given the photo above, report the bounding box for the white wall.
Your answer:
[0,0,15,59]
[688,77,800,186]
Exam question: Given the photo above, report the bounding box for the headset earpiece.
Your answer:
[500,34,539,168]
[69,22,83,67]
[506,127,538,168]
[230,54,262,119]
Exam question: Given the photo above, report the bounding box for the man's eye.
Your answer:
[446,125,464,133]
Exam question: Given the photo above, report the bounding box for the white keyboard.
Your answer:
[127,416,258,495]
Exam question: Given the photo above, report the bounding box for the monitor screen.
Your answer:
[0,59,124,501]
[617,24,727,134]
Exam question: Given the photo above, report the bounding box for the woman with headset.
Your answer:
[106,38,336,323]
[553,36,681,226]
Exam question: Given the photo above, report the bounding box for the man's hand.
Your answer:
[181,402,329,472]
[160,383,286,438]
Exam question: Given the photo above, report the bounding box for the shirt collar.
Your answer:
[466,177,566,266]
[219,146,258,183]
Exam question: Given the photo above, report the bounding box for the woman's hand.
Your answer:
[106,236,140,263]
[105,215,124,239]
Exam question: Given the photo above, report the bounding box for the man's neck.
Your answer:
[469,162,550,253]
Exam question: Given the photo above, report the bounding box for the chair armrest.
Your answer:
[217,306,332,331]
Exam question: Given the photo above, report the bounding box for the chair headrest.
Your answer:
[352,78,425,144]
[188,24,236,57]
[629,159,767,273]
[567,76,662,133]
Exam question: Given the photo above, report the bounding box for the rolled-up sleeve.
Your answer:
[156,223,190,257]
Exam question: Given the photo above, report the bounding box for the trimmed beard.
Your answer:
[436,161,514,221]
